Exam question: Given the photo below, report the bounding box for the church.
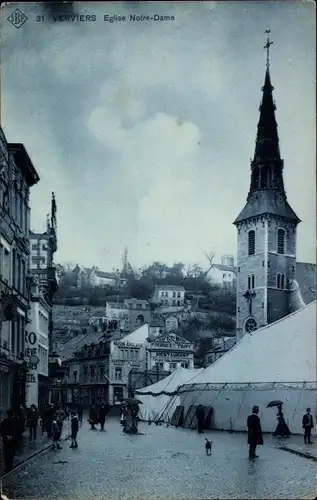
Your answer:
[140,33,316,435]
[233,33,314,342]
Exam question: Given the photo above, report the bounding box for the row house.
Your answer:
[203,336,236,366]
[59,323,149,407]
[146,332,194,372]
[153,285,185,307]
[0,130,40,418]
[106,298,152,332]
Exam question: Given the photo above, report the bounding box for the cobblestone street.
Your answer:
[1,418,316,500]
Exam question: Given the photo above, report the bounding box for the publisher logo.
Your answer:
[7,9,28,29]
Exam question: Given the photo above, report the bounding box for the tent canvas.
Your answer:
[135,367,203,422]
[176,302,316,434]
[184,301,316,386]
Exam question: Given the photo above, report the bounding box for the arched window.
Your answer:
[276,273,285,289]
[248,230,255,256]
[248,274,255,290]
[277,228,286,254]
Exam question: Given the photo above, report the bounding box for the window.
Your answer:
[0,244,11,282]
[115,368,122,380]
[21,260,26,296]
[161,291,164,297]
[277,229,286,254]
[172,300,176,305]
[173,292,176,297]
[248,274,255,289]
[248,230,255,255]
[17,254,21,292]
[223,273,226,278]
[277,273,285,289]
[73,371,77,383]
[244,317,257,333]
[12,250,16,288]
[177,292,181,298]
[83,366,88,381]
[99,366,105,381]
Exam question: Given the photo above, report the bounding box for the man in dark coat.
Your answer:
[27,404,38,441]
[195,405,205,434]
[1,409,18,472]
[89,405,98,430]
[247,405,263,459]
[302,408,314,444]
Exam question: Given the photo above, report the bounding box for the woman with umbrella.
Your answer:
[268,401,291,438]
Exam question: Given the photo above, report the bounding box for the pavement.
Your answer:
[1,418,316,500]
[0,420,71,477]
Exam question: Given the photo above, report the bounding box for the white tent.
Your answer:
[135,367,203,422]
[177,302,316,434]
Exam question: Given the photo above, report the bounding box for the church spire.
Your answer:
[234,30,300,225]
[249,30,285,194]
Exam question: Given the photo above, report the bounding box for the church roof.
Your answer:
[234,190,301,224]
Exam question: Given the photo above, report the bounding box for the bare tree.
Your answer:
[204,251,216,276]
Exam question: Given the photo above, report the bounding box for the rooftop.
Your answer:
[8,143,40,186]
[155,285,185,291]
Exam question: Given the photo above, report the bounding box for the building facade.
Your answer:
[146,333,194,372]
[205,255,237,288]
[25,282,50,412]
[0,131,40,418]
[59,323,149,407]
[153,285,186,306]
[234,39,300,342]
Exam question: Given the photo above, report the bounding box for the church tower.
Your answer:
[234,31,300,342]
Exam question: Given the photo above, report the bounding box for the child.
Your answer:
[205,438,212,456]
[52,417,62,450]
[70,411,79,448]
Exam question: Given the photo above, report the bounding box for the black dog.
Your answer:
[205,438,212,456]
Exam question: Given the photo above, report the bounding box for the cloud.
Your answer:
[1,1,315,270]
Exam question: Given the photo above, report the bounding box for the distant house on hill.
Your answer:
[106,298,152,332]
[205,255,237,289]
[152,284,185,306]
[72,265,127,289]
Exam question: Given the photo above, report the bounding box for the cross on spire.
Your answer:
[264,29,273,68]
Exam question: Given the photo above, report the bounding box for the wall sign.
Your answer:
[25,331,37,345]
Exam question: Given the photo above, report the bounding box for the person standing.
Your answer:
[51,416,62,450]
[0,409,18,472]
[196,405,205,434]
[302,408,314,444]
[70,411,79,448]
[78,403,84,424]
[55,405,66,440]
[27,404,38,441]
[98,403,107,431]
[247,405,263,459]
[89,404,98,430]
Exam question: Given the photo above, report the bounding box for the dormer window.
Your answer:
[277,229,286,254]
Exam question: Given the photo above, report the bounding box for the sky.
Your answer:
[1,1,316,271]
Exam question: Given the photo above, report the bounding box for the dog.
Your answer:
[205,438,212,456]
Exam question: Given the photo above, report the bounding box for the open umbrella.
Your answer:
[267,400,284,408]
[123,398,143,405]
